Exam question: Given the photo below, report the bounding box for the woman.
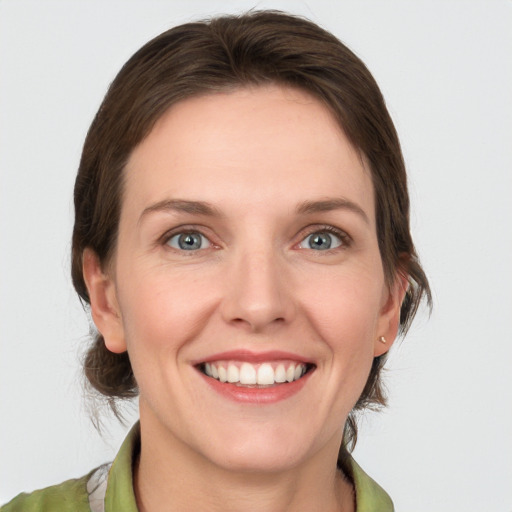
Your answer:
[3,10,430,511]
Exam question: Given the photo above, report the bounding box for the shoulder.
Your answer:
[1,470,95,512]
[2,423,140,512]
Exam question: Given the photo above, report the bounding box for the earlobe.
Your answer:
[82,248,127,354]
[374,271,409,357]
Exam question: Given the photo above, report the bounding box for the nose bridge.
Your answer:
[222,239,292,331]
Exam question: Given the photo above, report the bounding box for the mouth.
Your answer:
[197,360,315,388]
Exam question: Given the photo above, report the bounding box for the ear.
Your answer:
[374,270,409,357]
[82,248,127,354]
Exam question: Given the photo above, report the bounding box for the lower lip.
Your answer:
[198,369,313,404]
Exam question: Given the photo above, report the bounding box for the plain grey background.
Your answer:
[1,1,511,510]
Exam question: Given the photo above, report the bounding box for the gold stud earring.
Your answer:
[378,336,387,344]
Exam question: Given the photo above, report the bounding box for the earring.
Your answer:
[378,336,387,344]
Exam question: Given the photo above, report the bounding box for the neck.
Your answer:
[134,414,355,512]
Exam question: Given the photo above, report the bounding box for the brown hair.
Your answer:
[72,10,431,462]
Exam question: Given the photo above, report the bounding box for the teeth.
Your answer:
[239,363,257,385]
[227,364,239,383]
[257,363,274,385]
[202,361,308,386]
[275,364,286,383]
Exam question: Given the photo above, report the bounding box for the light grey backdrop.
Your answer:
[1,1,511,510]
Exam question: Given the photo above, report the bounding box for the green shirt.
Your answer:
[2,423,393,511]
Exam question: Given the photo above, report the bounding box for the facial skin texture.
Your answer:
[84,85,405,511]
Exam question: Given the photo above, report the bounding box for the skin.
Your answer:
[83,85,406,511]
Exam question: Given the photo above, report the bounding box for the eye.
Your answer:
[167,232,211,251]
[298,230,344,251]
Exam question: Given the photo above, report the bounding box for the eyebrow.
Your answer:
[139,197,369,225]
[139,199,222,224]
[295,198,370,224]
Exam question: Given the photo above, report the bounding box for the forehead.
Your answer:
[124,85,374,222]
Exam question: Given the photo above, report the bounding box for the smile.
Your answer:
[200,360,312,387]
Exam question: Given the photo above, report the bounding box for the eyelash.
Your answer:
[160,224,351,253]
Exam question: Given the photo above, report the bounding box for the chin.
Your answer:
[212,447,304,474]
[196,425,321,474]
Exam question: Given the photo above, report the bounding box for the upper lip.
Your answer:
[192,349,314,365]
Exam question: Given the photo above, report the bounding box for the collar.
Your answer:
[348,457,394,511]
[102,422,393,511]
[103,422,140,512]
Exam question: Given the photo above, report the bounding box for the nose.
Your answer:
[220,247,295,333]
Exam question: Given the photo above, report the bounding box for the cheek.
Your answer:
[115,263,220,354]
[303,265,384,341]
[301,266,384,389]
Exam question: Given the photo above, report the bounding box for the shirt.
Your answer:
[2,423,394,511]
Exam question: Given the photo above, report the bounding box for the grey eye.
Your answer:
[299,231,342,251]
[167,232,211,251]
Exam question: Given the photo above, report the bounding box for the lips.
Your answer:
[194,350,315,402]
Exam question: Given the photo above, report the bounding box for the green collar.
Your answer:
[105,422,393,512]
[349,457,394,511]
[104,422,139,512]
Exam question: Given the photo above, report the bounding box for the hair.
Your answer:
[72,10,431,467]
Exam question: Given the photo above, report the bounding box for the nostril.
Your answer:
[230,315,286,330]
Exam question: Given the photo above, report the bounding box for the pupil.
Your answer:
[179,233,201,250]
[310,233,331,250]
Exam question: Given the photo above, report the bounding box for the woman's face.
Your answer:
[87,85,403,472]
